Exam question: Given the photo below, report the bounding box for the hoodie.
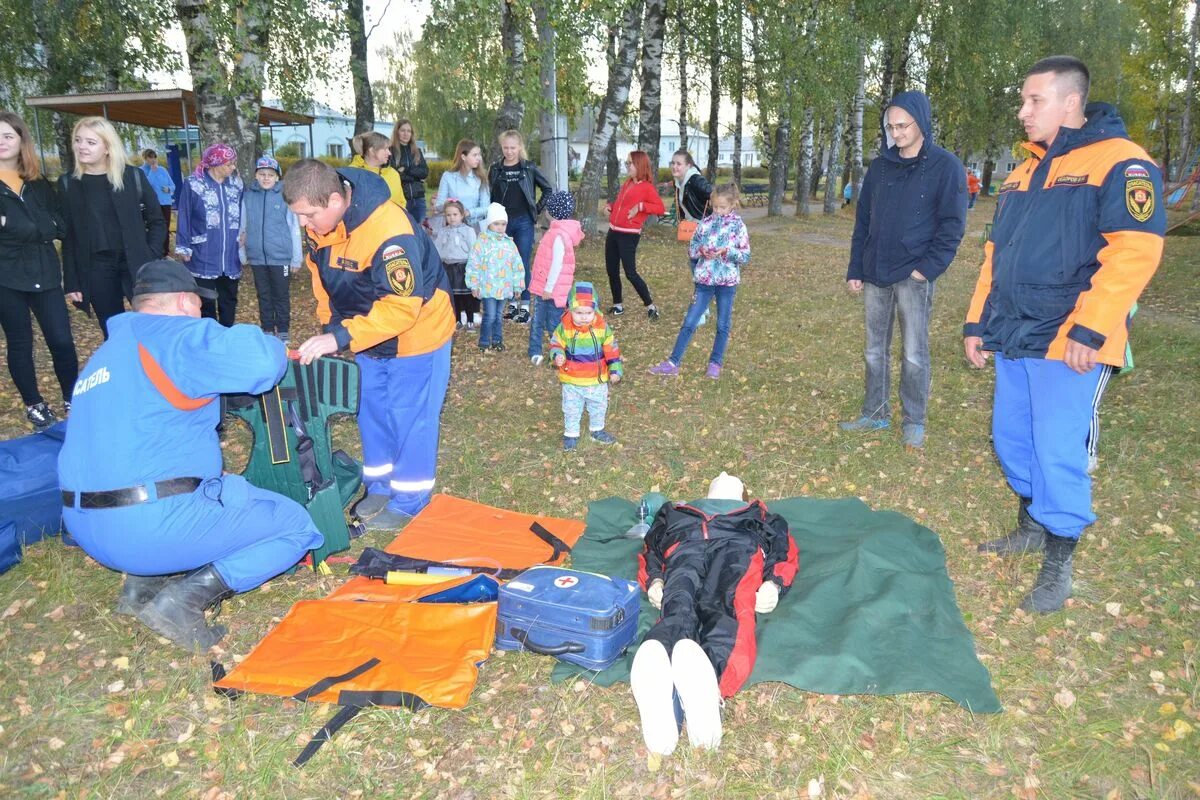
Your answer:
[847,91,967,286]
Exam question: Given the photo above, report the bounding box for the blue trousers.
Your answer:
[668,283,737,366]
[862,277,934,426]
[62,474,323,593]
[357,341,452,516]
[528,297,564,358]
[507,214,536,302]
[479,298,504,347]
[992,356,1103,540]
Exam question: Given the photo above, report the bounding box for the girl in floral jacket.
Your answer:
[465,203,524,351]
[649,184,750,380]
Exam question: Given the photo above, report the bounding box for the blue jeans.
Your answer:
[861,276,934,425]
[479,297,504,347]
[507,214,536,302]
[407,196,427,224]
[668,283,737,366]
[993,357,1103,539]
[528,297,564,358]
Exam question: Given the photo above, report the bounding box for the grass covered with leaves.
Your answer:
[1,199,1197,798]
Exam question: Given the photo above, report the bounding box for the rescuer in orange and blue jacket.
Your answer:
[286,161,454,528]
[965,57,1165,613]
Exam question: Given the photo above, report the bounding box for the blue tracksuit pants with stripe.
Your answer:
[357,341,452,516]
[992,356,1104,540]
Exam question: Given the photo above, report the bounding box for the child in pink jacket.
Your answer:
[527,191,585,365]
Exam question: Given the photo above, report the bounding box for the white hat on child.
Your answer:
[485,202,508,227]
[707,472,746,502]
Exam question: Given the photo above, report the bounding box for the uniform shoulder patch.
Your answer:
[381,243,415,296]
[1125,175,1154,223]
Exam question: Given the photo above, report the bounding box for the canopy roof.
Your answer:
[25,89,313,129]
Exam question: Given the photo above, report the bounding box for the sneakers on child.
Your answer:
[608,304,625,316]
[26,402,57,430]
[563,436,578,451]
[502,303,518,320]
[630,640,679,756]
[647,305,660,321]
[648,360,680,376]
[705,363,722,380]
[491,342,506,352]
[839,415,890,431]
[591,430,617,445]
[671,639,722,749]
[530,355,544,367]
[513,307,531,324]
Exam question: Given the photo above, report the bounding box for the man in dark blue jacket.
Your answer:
[843,91,967,450]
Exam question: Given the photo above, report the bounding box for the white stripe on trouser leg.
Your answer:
[362,463,394,477]
[390,478,436,492]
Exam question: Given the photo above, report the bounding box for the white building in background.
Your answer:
[265,101,436,160]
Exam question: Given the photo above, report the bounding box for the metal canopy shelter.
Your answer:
[24,88,315,172]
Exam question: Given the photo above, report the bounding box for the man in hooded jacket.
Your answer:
[843,91,967,450]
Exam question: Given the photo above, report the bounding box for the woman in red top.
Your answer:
[605,150,665,319]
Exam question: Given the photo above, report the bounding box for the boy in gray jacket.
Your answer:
[241,156,302,345]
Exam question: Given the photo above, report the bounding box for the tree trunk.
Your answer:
[348,0,374,134]
[848,36,865,203]
[766,78,793,216]
[637,0,666,169]
[494,0,527,141]
[677,0,689,152]
[535,0,560,185]
[810,123,825,199]
[705,19,720,181]
[175,0,268,178]
[794,107,814,217]
[823,105,845,214]
[1179,0,1198,183]
[731,0,744,186]
[577,0,644,233]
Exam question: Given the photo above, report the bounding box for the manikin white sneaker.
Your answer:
[630,639,679,756]
[671,639,722,749]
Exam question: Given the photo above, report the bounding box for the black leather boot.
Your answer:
[1020,532,1077,613]
[977,497,1047,555]
[136,565,234,650]
[115,574,175,617]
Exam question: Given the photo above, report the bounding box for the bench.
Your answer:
[742,182,768,207]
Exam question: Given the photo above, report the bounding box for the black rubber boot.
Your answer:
[136,565,234,650]
[1020,532,1077,613]
[115,574,175,617]
[977,497,1047,555]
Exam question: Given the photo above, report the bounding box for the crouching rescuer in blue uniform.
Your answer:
[285,160,454,529]
[58,259,324,650]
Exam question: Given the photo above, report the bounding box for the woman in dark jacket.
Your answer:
[670,149,712,223]
[60,116,165,338]
[488,129,554,322]
[389,118,429,222]
[0,110,78,429]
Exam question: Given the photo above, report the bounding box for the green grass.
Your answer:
[1,199,1197,798]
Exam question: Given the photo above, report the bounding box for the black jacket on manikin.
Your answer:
[847,90,968,287]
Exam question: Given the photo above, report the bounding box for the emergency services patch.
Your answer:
[1125,177,1154,223]
[1053,174,1088,186]
[999,180,1021,193]
[386,257,415,296]
[381,244,405,261]
[1124,164,1150,179]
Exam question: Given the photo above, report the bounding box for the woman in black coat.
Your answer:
[0,110,78,429]
[389,118,430,223]
[59,116,164,338]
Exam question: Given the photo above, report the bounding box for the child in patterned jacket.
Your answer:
[466,202,524,351]
[649,183,750,380]
[550,282,623,451]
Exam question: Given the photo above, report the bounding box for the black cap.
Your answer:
[132,259,217,299]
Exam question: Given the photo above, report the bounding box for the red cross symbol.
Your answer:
[554,575,579,589]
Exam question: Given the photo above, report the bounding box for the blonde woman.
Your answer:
[487,129,553,322]
[60,116,165,337]
[388,118,428,221]
[350,131,406,209]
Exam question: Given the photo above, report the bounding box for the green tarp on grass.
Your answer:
[549,496,1002,713]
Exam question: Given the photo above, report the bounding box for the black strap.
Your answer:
[210,661,244,700]
[293,704,363,768]
[529,522,570,563]
[287,400,325,497]
[292,657,380,702]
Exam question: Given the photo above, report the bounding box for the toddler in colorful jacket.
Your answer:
[550,282,623,451]
[466,202,524,351]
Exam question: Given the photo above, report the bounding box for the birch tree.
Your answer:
[348,0,374,133]
[494,0,528,138]
[638,0,667,168]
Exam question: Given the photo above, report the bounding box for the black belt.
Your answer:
[62,477,203,509]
